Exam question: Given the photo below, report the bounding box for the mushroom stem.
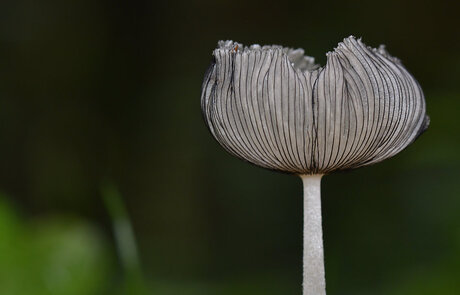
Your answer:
[300,174,326,295]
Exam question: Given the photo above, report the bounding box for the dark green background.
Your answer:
[0,0,459,294]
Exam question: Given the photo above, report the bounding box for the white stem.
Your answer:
[300,174,326,295]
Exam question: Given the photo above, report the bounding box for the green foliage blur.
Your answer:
[0,195,111,295]
[0,0,459,294]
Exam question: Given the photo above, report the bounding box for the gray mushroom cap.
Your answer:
[201,36,429,174]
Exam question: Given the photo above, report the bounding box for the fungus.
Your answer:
[201,36,429,295]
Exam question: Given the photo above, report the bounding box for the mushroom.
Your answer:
[200,36,429,295]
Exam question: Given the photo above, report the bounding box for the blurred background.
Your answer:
[0,0,459,294]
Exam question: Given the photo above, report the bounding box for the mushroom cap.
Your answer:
[201,36,429,174]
